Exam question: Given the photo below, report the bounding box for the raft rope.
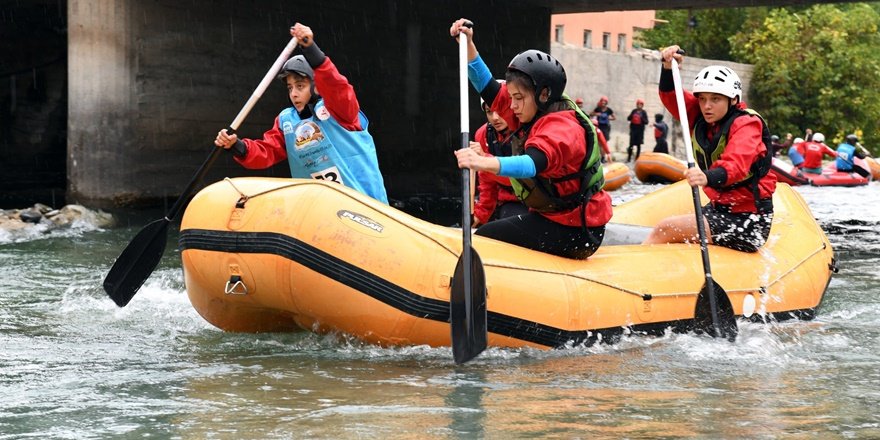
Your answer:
[480,241,828,301]
[224,177,306,208]
[220,178,830,303]
[222,178,466,253]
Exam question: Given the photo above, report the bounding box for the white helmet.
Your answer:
[693,65,742,101]
[812,132,825,143]
[793,137,804,144]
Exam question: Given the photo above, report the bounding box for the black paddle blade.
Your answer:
[693,279,738,341]
[450,247,488,364]
[102,218,170,307]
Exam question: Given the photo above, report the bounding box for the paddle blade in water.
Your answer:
[450,246,488,364]
[102,218,170,307]
[693,278,738,341]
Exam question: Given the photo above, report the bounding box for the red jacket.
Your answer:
[796,141,837,169]
[236,57,363,169]
[473,124,519,224]
[659,88,776,213]
[490,85,613,228]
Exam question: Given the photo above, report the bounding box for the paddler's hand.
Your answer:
[660,45,683,70]
[449,19,478,62]
[291,23,314,47]
[469,141,485,156]
[685,167,708,187]
[449,18,474,42]
[455,147,499,174]
[214,129,238,149]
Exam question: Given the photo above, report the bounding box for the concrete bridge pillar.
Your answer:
[68,0,135,205]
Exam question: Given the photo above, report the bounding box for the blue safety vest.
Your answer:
[279,101,388,203]
[835,143,857,171]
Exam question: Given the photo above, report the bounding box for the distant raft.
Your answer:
[770,157,811,186]
[803,159,871,187]
[634,152,686,184]
[179,177,834,349]
[602,162,632,191]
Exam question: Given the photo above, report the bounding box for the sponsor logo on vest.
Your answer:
[316,106,331,121]
[337,210,384,233]
[294,121,325,150]
[282,120,295,135]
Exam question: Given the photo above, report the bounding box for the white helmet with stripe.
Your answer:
[693,65,742,101]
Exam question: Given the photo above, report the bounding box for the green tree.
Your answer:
[637,8,752,61]
[731,4,880,153]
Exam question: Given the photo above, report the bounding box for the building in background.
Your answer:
[552,11,658,52]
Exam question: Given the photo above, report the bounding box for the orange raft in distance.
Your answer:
[179,178,834,349]
[602,161,632,191]
[634,152,687,184]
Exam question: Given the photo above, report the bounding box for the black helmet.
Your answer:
[845,134,859,145]
[655,113,664,121]
[507,50,566,108]
[771,135,780,142]
[279,55,314,81]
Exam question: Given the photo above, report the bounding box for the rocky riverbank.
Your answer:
[0,203,115,233]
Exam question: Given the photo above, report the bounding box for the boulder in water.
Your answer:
[0,204,115,232]
[18,208,44,224]
[45,204,115,228]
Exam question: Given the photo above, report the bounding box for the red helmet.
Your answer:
[598,96,608,105]
[636,98,644,105]
[575,97,584,105]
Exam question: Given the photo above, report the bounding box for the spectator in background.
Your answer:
[592,116,614,162]
[591,96,615,142]
[652,113,669,154]
[626,98,649,162]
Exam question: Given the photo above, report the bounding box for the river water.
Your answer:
[1,181,878,439]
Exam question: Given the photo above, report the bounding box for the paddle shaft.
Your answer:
[458,30,474,333]
[164,36,299,223]
[670,58,723,337]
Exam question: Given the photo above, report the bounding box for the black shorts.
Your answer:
[704,199,773,253]
[491,201,530,221]
[476,212,605,259]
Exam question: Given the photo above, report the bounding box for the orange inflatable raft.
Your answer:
[602,162,631,191]
[179,178,834,349]
[634,152,687,184]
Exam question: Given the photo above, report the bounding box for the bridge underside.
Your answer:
[0,0,860,209]
[543,0,862,13]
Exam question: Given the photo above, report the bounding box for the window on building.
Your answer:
[602,32,611,51]
[583,30,592,48]
[554,25,564,43]
[618,34,627,52]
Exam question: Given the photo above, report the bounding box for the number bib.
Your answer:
[277,102,389,203]
[310,166,344,184]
